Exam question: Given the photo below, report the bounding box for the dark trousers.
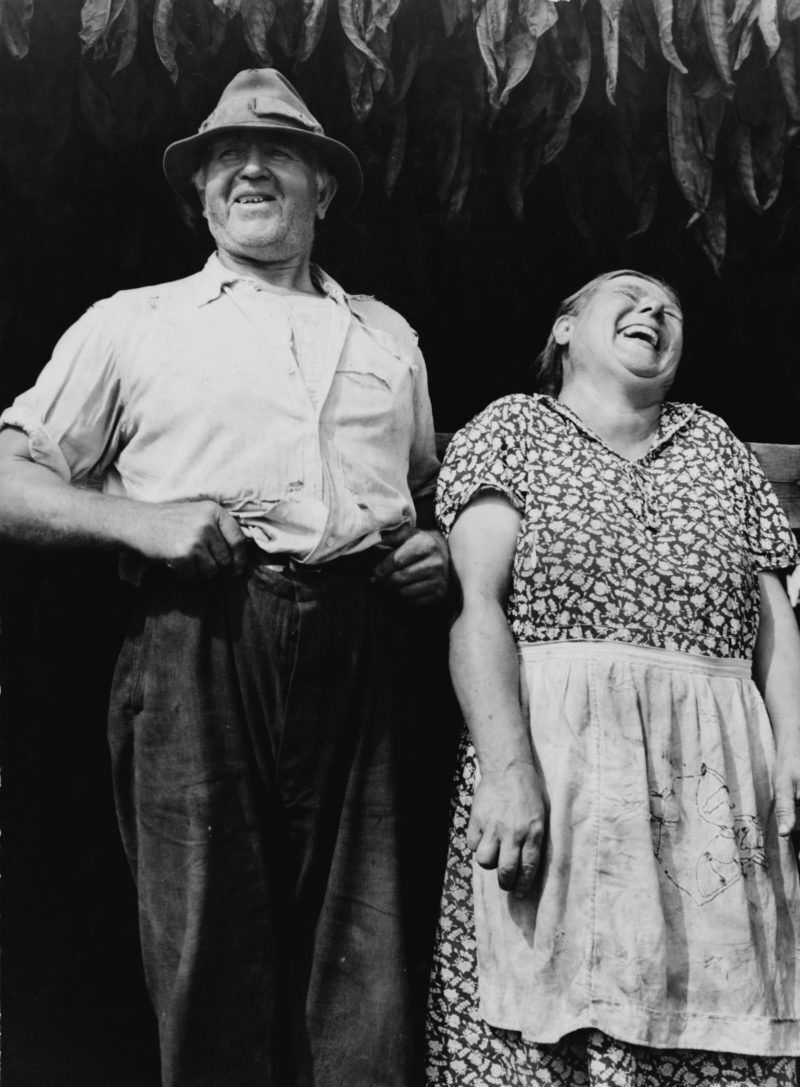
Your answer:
[108,559,416,1087]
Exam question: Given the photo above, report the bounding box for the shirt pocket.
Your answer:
[328,323,415,432]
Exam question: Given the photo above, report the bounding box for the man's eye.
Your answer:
[216,148,242,162]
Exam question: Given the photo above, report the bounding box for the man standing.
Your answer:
[0,69,447,1087]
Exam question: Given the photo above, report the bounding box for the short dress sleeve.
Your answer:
[739,442,799,572]
[435,394,534,538]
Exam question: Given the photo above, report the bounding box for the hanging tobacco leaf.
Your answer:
[212,0,243,15]
[384,100,407,194]
[653,0,688,72]
[474,0,542,109]
[298,0,328,61]
[499,64,552,216]
[734,64,789,211]
[613,58,667,238]
[730,0,757,70]
[620,0,649,69]
[434,80,463,205]
[338,0,401,116]
[689,181,726,271]
[632,0,662,56]
[697,0,733,88]
[776,21,800,122]
[241,0,277,63]
[0,0,33,59]
[598,0,624,102]
[153,0,179,80]
[439,0,470,36]
[674,0,700,55]
[80,0,138,73]
[542,1,590,163]
[667,68,726,212]
[78,60,114,148]
[758,0,781,58]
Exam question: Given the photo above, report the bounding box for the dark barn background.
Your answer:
[3,0,800,1083]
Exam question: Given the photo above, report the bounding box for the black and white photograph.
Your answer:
[3,1,800,1085]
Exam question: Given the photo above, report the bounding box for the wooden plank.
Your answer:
[435,434,800,529]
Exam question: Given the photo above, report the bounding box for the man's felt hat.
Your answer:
[163,68,363,217]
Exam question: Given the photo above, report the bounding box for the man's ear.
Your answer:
[553,315,573,346]
[316,175,338,221]
[192,168,208,221]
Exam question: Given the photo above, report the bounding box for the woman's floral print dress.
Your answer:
[426,394,800,1086]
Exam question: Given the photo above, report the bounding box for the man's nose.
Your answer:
[239,148,271,176]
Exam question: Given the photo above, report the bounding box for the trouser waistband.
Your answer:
[246,539,385,575]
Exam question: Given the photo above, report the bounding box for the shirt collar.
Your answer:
[539,394,698,458]
[189,252,349,308]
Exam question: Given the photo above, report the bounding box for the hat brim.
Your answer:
[163,123,364,220]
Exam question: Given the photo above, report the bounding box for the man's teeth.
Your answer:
[237,195,271,203]
[621,324,659,347]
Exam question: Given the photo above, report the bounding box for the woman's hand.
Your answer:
[467,759,547,898]
[753,571,800,853]
[774,738,800,839]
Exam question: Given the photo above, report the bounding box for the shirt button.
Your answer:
[288,367,296,374]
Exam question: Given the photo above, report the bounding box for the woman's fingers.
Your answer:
[775,774,799,837]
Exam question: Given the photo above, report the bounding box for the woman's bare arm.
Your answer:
[753,570,800,839]
[448,492,546,897]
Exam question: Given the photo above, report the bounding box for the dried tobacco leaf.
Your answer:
[78,60,114,147]
[620,0,649,69]
[734,70,788,212]
[757,0,780,59]
[241,0,277,64]
[80,0,116,50]
[632,0,662,55]
[776,23,800,121]
[434,82,463,205]
[542,2,590,162]
[212,0,243,15]
[697,0,733,88]
[384,100,407,194]
[475,0,541,108]
[653,0,688,72]
[153,0,178,81]
[599,0,624,102]
[298,0,327,61]
[338,0,401,116]
[80,0,138,73]
[667,67,726,212]
[0,0,34,59]
[689,182,726,271]
[730,0,757,70]
[439,0,470,36]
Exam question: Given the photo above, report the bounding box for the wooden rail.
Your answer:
[435,434,800,531]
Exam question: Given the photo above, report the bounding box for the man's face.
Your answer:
[195,133,336,264]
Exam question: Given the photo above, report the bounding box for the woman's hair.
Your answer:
[531,269,681,395]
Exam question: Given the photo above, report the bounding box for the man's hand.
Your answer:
[371,525,449,605]
[467,760,546,898]
[131,499,247,581]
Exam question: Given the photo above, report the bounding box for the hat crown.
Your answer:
[199,68,324,139]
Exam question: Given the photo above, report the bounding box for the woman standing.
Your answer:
[426,271,800,1085]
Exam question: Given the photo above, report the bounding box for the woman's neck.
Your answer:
[557,383,663,461]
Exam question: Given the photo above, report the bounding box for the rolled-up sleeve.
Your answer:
[1,300,124,483]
